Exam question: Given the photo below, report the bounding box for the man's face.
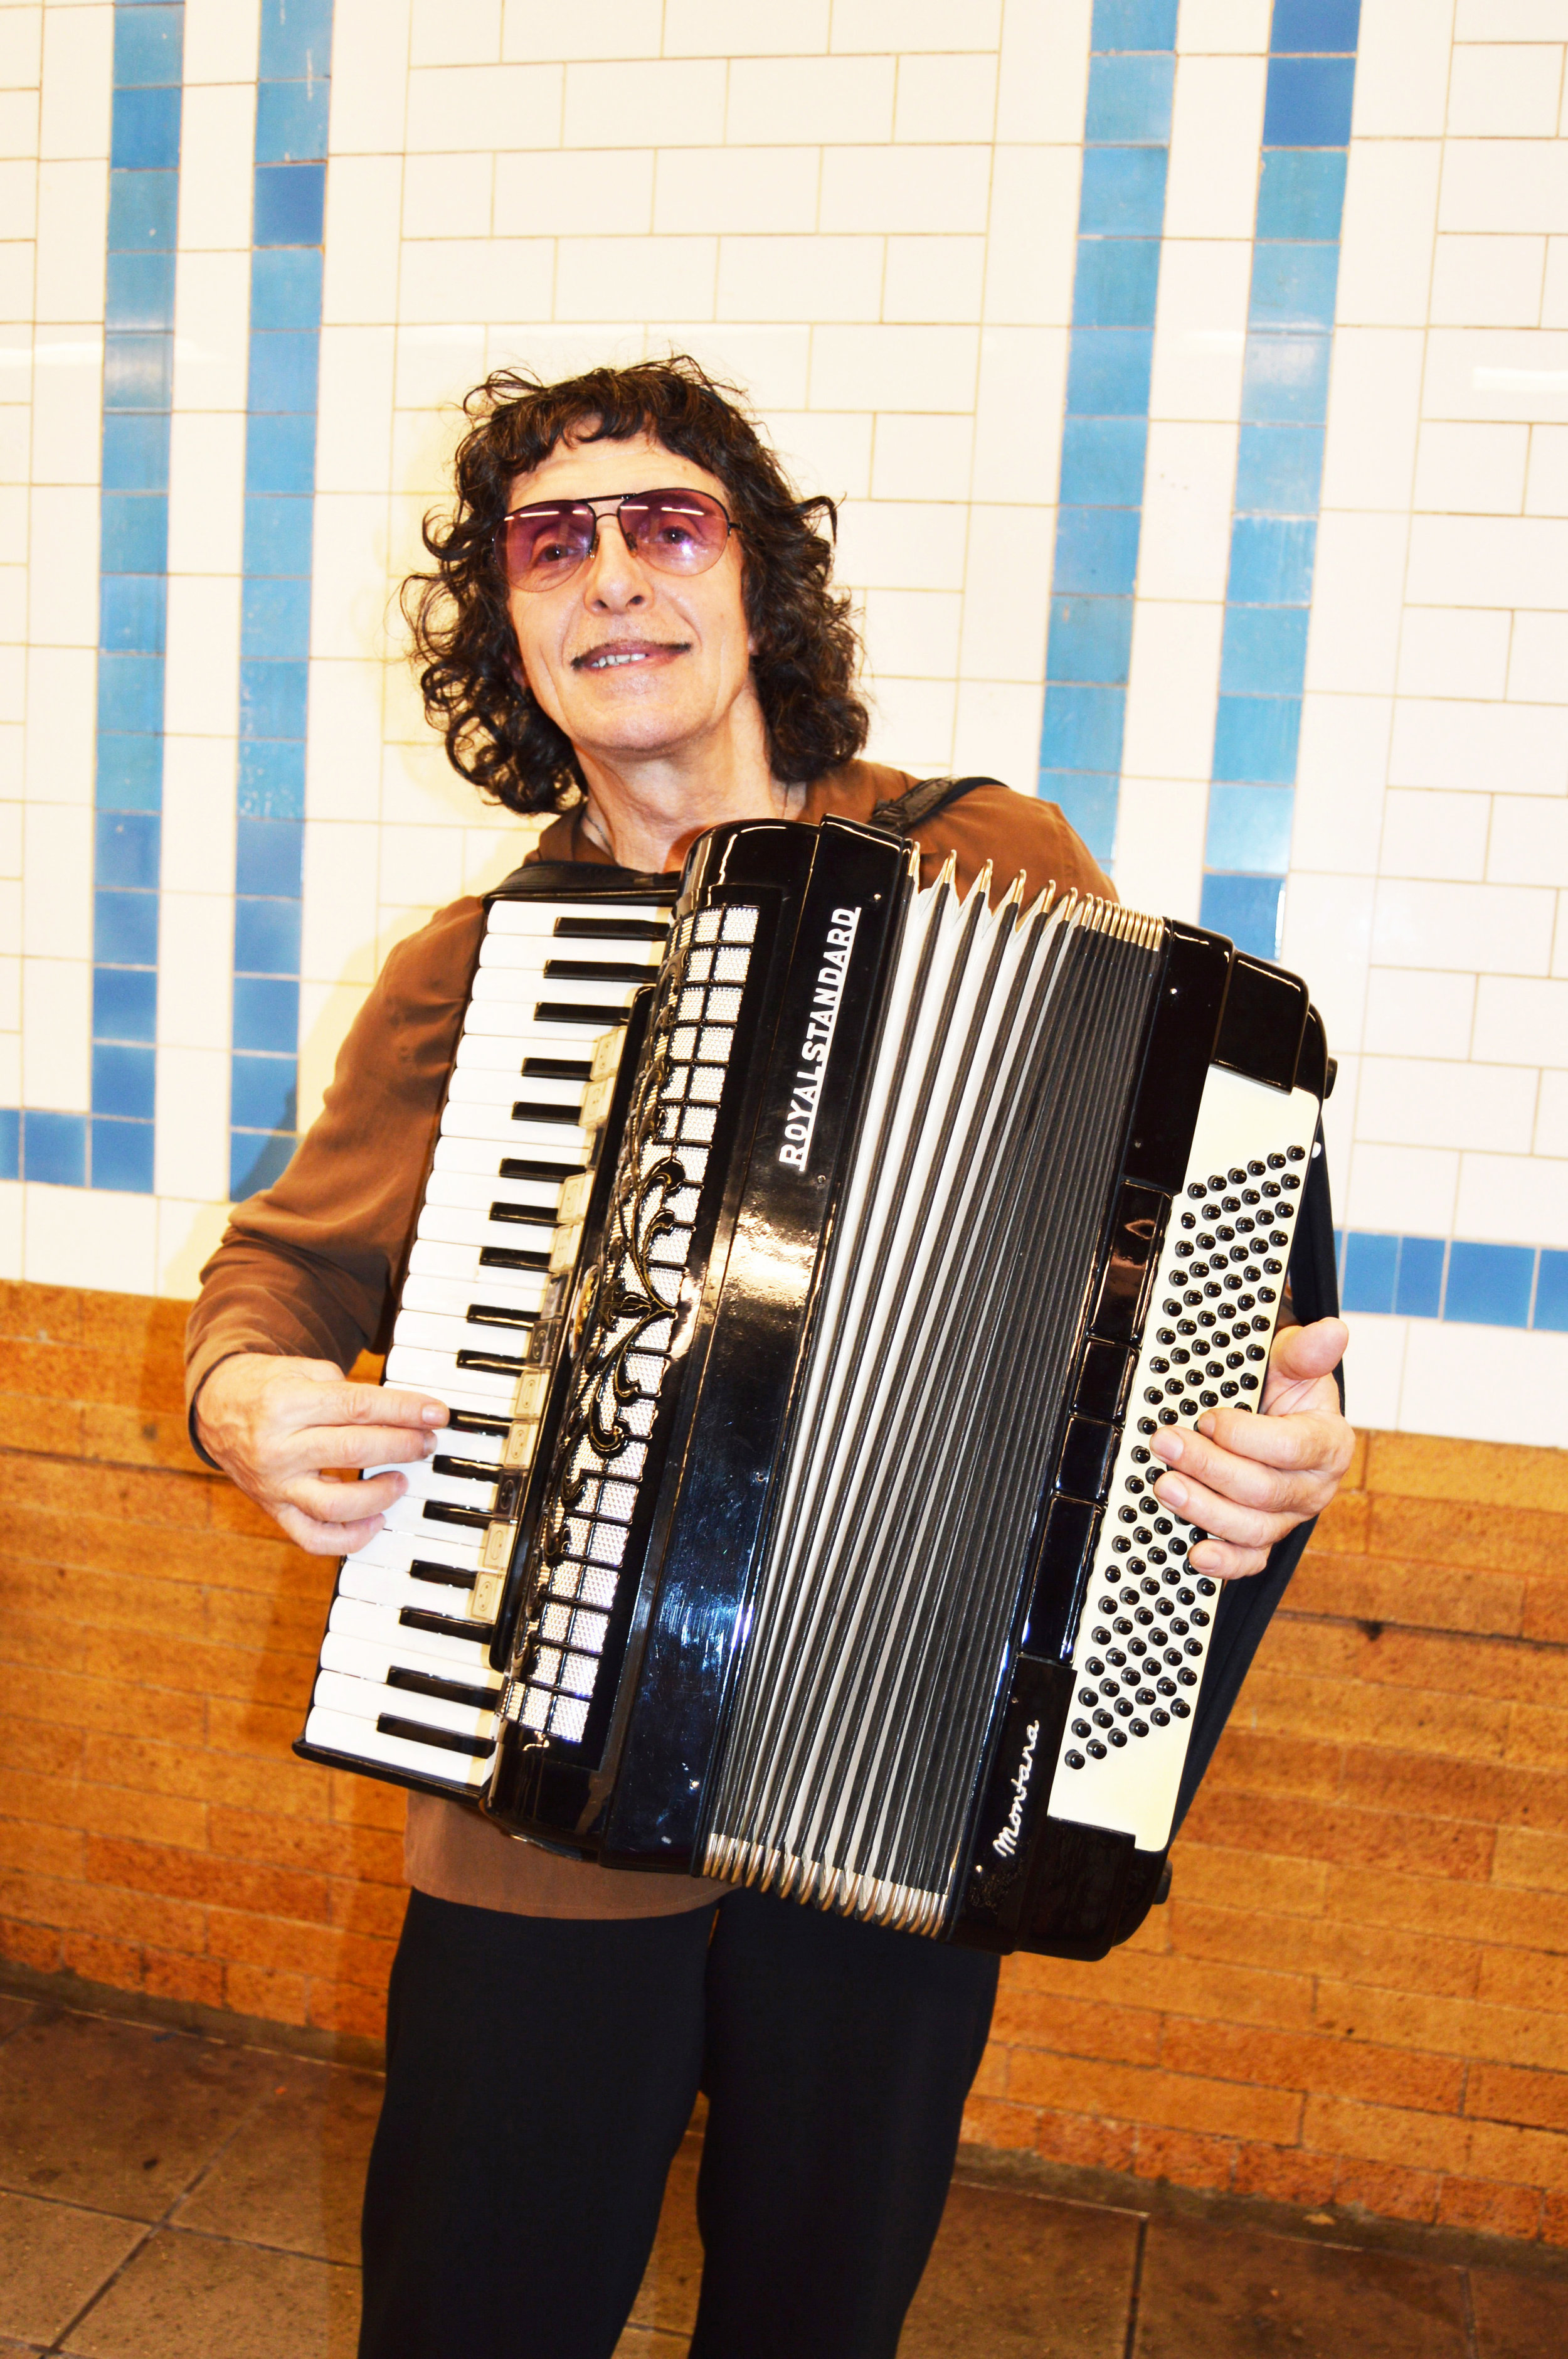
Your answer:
[504,429,756,771]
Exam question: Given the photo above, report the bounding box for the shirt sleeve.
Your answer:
[909,784,1116,906]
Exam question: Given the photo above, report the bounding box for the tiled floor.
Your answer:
[1,1996,1564,2358]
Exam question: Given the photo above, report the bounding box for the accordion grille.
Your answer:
[703,879,1163,1930]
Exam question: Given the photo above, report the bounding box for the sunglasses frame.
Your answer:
[493,486,737,592]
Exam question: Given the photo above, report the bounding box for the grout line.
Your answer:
[1460,2260,1480,2359]
[1122,2210,1148,2359]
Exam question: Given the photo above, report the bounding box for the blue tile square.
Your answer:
[0,1109,16,1181]
[24,1110,87,1189]
[101,413,171,493]
[1073,238,1161,328]
[1039,683,1126,775]
[1443,1240,1535,1329]
[96,733,163,813]
[1271,1,1361,54]
[103,332,174,414]
[111,84,182,171]
[1199,872,1283,961]
[233,975,300,1055]
[1047,594,1134,686]
[1394,1235,1444,1319]
[1341,1230,1396,1316]
[234,895,303,977]
[248,329,320,415]
[243,493,314,577]
[93,963,158,1045]
[105,250,176,331]
[260,0,334,82]
[1039,772,1119,867]
[230,1126,298,1201]
[236,816,305,898]
[242,576,312,663]
[1255,147,1347,240]
[100,573,167,655]
[245,413,318,494]
[114,3,183,88]
[250,247,325,333]
[1227,516,1317,605]
[95,889,159,967]
[1264,55,1356,147]
[1091,0,1178,50]
[1059,417,1148,507]
[107,167,177,253]
[1067,327,1155,417]
[1220,604,1310,696]
[1212,694,1302,787]
[101,491,169,576]
[1534,1249,1568,1333]
[253,162,327,248]
[255,77,331,164]
[95,809,161,890]
[1086,53,1175,144]
[97,651,166,737]
[1204,782,1295,873]
[92,1041,156,1124]
[1249,242,1340,332]
[1054,503,1141,595]
[240,659,309,742]
[231,1053,299,1135]
[238,738,307,819]
[1235,423,1323,516]
[1078,146,1168,237]
[1242,329,1332,424]
[91,1116,155,1195]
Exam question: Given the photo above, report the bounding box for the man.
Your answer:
[188,359,1353,2359]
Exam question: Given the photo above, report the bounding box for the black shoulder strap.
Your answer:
[869,774,1004,835]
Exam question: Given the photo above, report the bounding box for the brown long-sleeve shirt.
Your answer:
[186,763,1113,1919]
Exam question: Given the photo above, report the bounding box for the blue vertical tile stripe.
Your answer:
[1337,1232,1568,1334]
[1199,0,1359,960]
[230,0,332,1203]
[1036,0,1177,868]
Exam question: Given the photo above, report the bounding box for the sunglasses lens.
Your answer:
[619,490,729,573]
[500,504,596,588]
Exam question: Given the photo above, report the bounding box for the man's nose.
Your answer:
[583,517,648,607]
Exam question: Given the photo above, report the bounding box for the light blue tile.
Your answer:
[0,1109,16,1181]
[1073,238,1161,328]
[1264,55,1356,147]
[1235,423,1324,516]
[236,816,305,898]
[1249,243,1340,331]
[243,493,314,577]
[1039,771,1119,866]
[1212,695,1302,787]
[259,0,334,82]
[256,77,330,165]
[103,331,174,413]
[1220,604,1310,696]
[1227,515,1317,604]
[1091,0,1178,51]
[233,976,300,1055]
[101,492,169,576]
[1053,504,1142,595]
[90,1116,155,1195]
[1255,147,1347,240]
[230,1126,297,1201]
[1342,1230,1396,1316]
[95,888,159,967]
[234,895,303,977]
[1204,782,1295,872]
[1047,594,1133,685]
[253,162,327,249]
[24,1110,87,1189]
[1271,2,1361,60]
[96,733,163,813]
[238,738,307,819]
[1444,1240,1534,1329]
[102,413,171,492]
[96,651,165,736]
[248,329,320,415]
[92,1041,156,1123]
[1394,1235,1444,1319]
[1242,330,1332,424]
[1086,53,1174,145]
[1067,327,1155,416]
[1199,871,1283,961]
[1535,1249,1568,1332]
[93,963,158,1045]
[1059,416,1147,507]
[231,1052,299,1135]
[1039,683,1126,775]
[105,250,176,329]
[107,166,177,253]
[1078,146,1168,237]
[114,3,183,88]
[242,575,312,662]
[95,809,161,891]
[240,659,309,742]
[245,413,317,494]
[250,247,324,331]
[110,85,181,171]
[99,573,167,656]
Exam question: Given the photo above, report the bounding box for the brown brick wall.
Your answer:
[3,1281,1565,2238]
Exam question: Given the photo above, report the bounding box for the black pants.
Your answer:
[358,1885,999,2359]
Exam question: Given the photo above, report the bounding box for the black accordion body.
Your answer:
[297,815,1331,1959]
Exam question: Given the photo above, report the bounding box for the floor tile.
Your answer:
[1134,2218,1470,2358]
[901,2183,1141,2358]
[0,2015,278,2223]
[0,2192,145,2348]
[175,2060,382,2264]
[59,2228,360,2359]
[1470,2266,1568,2359]
[0,2001,36,2047]
[625,2139,702,2339]
[613,2334,688,2357]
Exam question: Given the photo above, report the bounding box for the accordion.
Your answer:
[297,815,1330,1959]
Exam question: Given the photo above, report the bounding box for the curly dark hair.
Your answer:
[401,356,869,814]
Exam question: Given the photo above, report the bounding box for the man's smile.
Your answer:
[571,637,691,671]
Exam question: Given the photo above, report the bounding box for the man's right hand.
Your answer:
[194,1353,448,1557]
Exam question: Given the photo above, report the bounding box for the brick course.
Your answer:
[1,1282,1565,2239]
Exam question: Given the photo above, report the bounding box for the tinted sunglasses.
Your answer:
[494,487,736,593]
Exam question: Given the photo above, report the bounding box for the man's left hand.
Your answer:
[1148,1317,1353,1582]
